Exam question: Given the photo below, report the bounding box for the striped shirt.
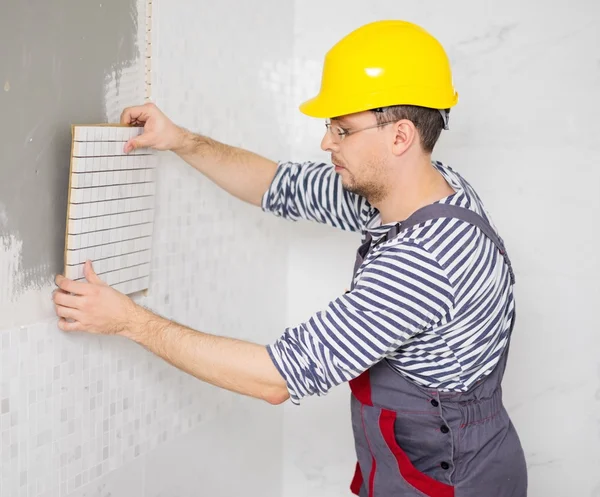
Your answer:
[262,160,515,405]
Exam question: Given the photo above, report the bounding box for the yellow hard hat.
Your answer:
[299,20,458,118]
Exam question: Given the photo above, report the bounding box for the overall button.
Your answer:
[430,399,439,407]
[440,425,449,434]
[441,462,450,470]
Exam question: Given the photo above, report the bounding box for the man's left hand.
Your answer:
[53,260,144,336]
[53,260,289,404]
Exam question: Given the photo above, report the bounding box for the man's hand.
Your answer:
[120,102,187,154]
[120,103,278,208]
[53,260,146,336]
[52,261,289,405]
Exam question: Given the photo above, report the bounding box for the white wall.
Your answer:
[0,1,291,496]
[284,1,600,497]
[146,0,294,493]
[2,2,599,496]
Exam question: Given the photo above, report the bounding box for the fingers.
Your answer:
[53,285,83,321]
[57,318,83,333]
[123,132,156,154]
[52,289,81,308]
[55,303,81,321]
[83,260,106,286]
[120,103,155,153]
[55,274,92,296]
[120,103,153,125]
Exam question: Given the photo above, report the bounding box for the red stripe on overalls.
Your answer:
[368,456,377,496]
[350,370,455,497]
[379,410,455,497]
[350,462,363,495]
[349,371,373,495]
[349,370,373,406]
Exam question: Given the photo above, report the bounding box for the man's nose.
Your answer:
[321,129,339,153]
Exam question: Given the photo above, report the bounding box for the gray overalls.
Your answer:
[348,204,528,497]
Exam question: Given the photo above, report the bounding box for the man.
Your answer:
[53,20,527,496]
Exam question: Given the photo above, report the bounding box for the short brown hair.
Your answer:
[372,105,446,153]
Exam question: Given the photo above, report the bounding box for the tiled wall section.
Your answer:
[0,0,293,495]
[284,1,600,497]
[0,322,235,496]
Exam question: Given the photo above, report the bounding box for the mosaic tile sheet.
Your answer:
[65,126,157,294]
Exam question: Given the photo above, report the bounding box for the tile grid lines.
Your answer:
[64,126,157,295]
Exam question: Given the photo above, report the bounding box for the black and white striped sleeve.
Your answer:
[261,160,368,232]
[267,244,455,404]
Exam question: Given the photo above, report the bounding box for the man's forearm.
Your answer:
[173,129,279,207]
[122,306,290,405]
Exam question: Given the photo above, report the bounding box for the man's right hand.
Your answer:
[119,102,278,207]
[120,102,186,154]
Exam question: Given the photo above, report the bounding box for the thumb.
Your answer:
[124,132,155,153]
[84,260,106,286]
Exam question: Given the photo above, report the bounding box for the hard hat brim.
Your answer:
[299,88,459,119]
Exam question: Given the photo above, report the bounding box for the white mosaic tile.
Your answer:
[65,125,157,295]
[0,321,237,496]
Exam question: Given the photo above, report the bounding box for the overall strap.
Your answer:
[353,203,515,287]
[387,203,515,284]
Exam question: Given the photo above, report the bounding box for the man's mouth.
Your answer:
[332,159,345,171]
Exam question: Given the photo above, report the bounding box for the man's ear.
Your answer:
[391,120,417,156]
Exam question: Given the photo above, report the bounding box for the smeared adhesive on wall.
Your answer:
[0,206,22,305]
[0,203,54,326]
[0,0,142,323]
[0,231,46,304]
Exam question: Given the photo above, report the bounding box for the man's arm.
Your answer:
[121,103,278,207]
[173,132,278,207]
[267,245,455,404]
[52,241,453,407]
[120,103,368,230]
[53,261,290,405]
[124,309,290,405]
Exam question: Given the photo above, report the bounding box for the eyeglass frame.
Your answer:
[324,119,398,142]
[324,107,450,142]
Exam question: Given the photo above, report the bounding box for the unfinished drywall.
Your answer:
[0,0,139,321]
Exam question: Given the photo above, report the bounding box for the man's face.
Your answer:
[320,111,394,203]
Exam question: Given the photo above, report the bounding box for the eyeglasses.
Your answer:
[324,119,397,143]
